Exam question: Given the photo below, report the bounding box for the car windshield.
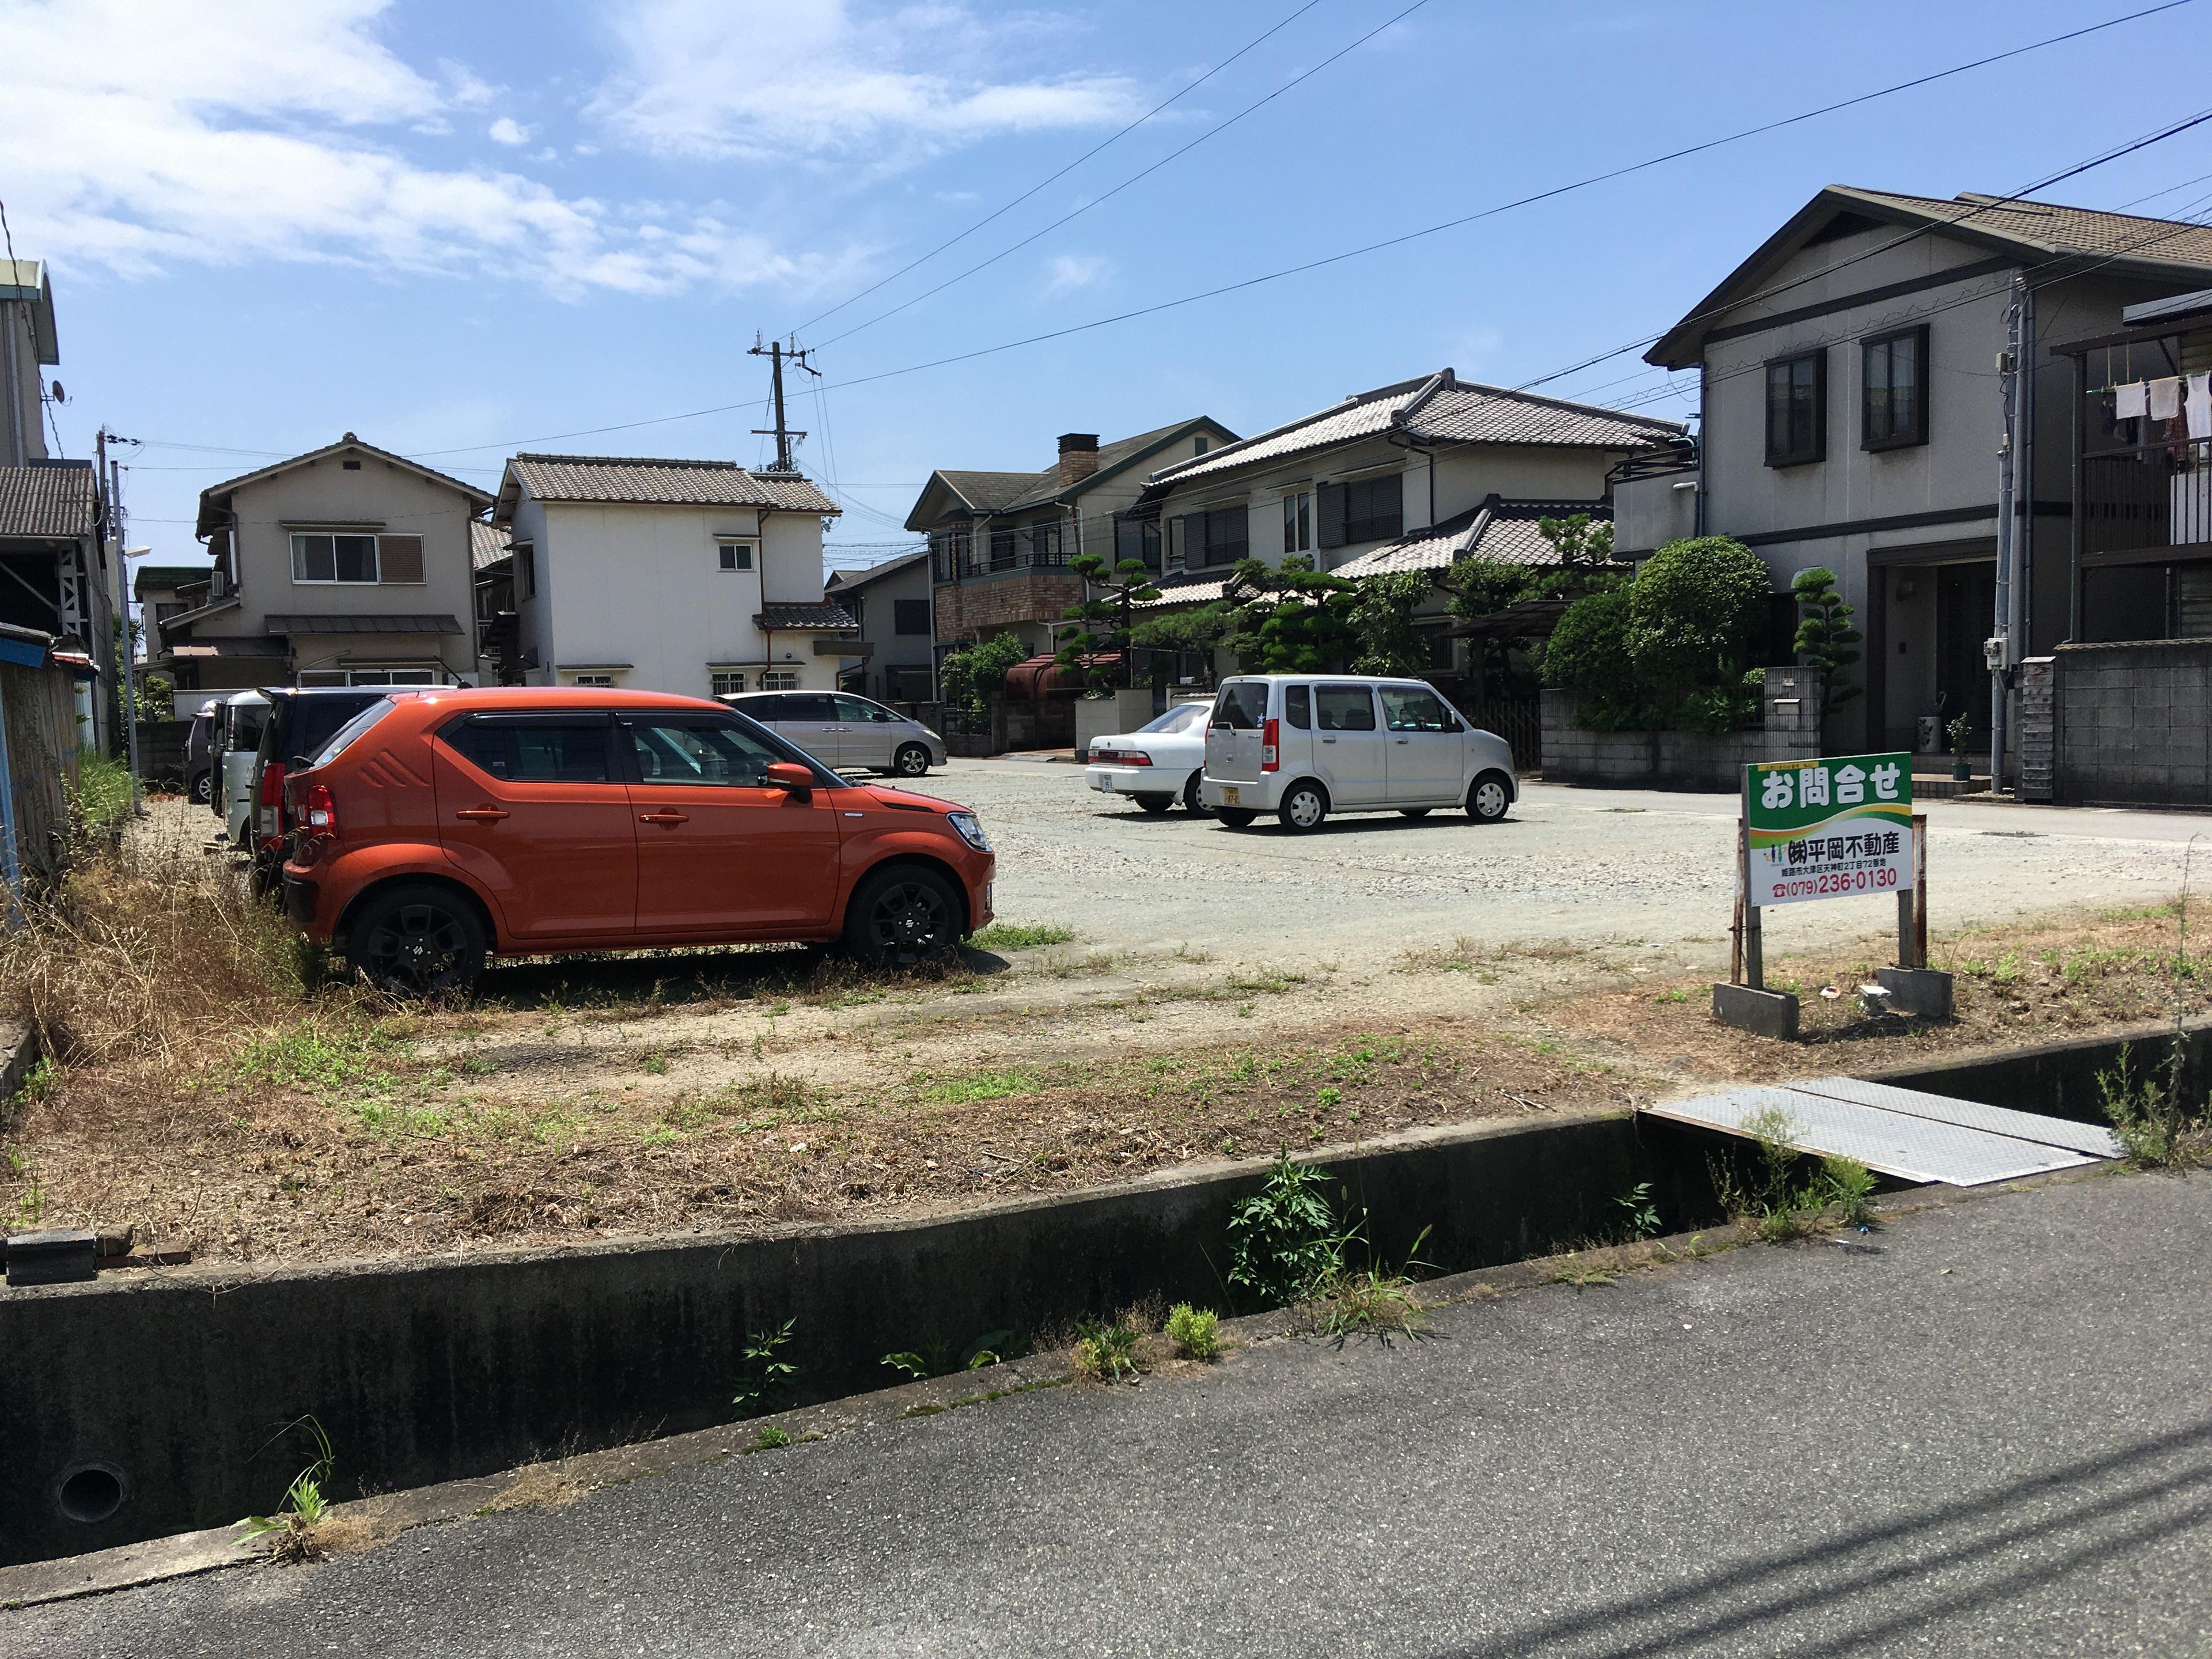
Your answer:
[1211,683,1268,730]
[1139,703,1207,736]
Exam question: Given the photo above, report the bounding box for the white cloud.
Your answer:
[1043,253,1111,296]
[0,0,828,298]
[488,116,532,146]
[591,0,1140,162]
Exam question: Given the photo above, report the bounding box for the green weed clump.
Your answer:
[1071,1316,1142,1383]
[732,1318,799,1416]
[1164,1303,1219,1361]
[1226,1153,1342,1306]
[1712,1108,1883,1239]
[968,922,1077,952]
[2097,1043,2208,1169]
[237,1416,336,1563]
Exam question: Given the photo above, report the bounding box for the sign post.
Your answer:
[1715,753,1952,1035]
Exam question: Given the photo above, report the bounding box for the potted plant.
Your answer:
[1948,713,1973,783]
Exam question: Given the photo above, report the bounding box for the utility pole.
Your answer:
[747,335,816,473]
[98,427,143,813]
[1991,275,2028,794]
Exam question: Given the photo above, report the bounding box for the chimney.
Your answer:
[1056,433,1100,487]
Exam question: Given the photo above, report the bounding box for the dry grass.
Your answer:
[474,1458,590,1516]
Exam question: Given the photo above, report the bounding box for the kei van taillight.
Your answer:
[1261,718,1280,772]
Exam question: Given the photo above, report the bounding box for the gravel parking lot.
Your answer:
[907,757,2210,976]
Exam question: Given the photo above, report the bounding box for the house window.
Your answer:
[1194,434,1210,455]
[570,673,615,687]
[1026,520,1063,566]
[711,671,746,696]
[291,532,380,584]
[1282,491,1312,554]
[1184,506,1248,568]
[1319,475,1402,548]
[718,542,755,571]
[1862,326,1928,450]
[1114,512,1161,569]
[760,669,800,691]
[516,545,536,599]
[1765,350,1827,466]
[893,599,930,636]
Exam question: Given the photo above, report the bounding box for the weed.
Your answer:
[1316,1086,1343,1109]
[1301,1226,1433,1344]
[1226,1153,1342,1308]
[237,1415,335,1564]
[1613,1181,1661,1240]
[1164,1303,1219,1361]
[969,922,1077,952]
[882,1328,1015,1382]
[922,1068,1033,1105]
[1652,987,1692,1005]
[1071,1316,1142,1383]
[1822,1157,1878,1226]
[2097,1043,2205,1168]
[732,1318,798,1417]
[747,1426,792,1452]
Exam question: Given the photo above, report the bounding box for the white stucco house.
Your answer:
[488,453,851,696]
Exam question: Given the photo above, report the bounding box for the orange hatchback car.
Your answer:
[281,688,995,995]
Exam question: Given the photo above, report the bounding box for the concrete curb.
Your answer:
[0,1020,41,1110]
[0,1159,2118,1612]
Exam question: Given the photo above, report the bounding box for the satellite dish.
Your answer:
[47,380,63,403]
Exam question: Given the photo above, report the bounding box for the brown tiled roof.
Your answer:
[0,461,97,540]
[266,613,465,635]
[755,601,858,631]
[505,454,838,514]
[1144,373,1680,492]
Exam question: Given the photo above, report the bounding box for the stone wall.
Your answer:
[1540,667,1825,790]
[934,572,1082,641]
[2026,638,2212,807]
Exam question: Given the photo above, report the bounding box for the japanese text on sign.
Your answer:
[1744,753,1914,907]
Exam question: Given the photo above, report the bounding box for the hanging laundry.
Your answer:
[2189,373,2212,442]
[2151,376,2184,421]
[2116,380,2149,420]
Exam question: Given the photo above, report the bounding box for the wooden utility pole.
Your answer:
[747,336,815,472]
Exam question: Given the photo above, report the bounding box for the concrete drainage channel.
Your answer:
[2,1022,2198,1573]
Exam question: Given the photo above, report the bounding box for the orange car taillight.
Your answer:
[1261,718,1279,772]
[302,782,340,841]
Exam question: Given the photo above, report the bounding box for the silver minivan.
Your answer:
[211,690,271,846]
[1200,674,1516,831]
[719,690,947,777]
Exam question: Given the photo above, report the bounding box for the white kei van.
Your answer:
[1200,675,1516,831]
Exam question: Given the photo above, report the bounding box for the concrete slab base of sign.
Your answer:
[1877,967,1955,1020]
[1712,982,1800,1040]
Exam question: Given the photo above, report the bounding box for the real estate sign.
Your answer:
[1744,753,1914,907]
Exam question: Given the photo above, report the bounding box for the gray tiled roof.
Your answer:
[265,613,465,635]
[1846,187,2212,267]
[1146,372,1680,491]
[1331,499,1612,578]
[0,462,97,540]
[755,601,858,631]
[198,434,493,536]
[506,453,839,514]
[916,419,1234,526]
[470,519,512,571]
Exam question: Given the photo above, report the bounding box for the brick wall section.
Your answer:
[934,573,1082,641]
[2017,657,2056,802]
[1540,668,1826,791]
[2051,638,2212,807]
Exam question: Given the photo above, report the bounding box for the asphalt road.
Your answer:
[18,1171,2211,1658]
[905,760,2212,973]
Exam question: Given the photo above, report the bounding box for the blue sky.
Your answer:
[9,0,2212,577]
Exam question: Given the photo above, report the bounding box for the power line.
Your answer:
[789,0,1331,338]
[813,0,1431,351]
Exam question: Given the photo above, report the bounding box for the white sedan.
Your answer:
[1084,700,1212,814]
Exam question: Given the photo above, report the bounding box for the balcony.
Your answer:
[933,521,1077,583]
[2079,437,2212,566]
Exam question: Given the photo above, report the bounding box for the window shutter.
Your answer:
[1317,483,1347,550]
[1180,514,1203,569]
[1371,472,1403,542]
[378,535,425,584]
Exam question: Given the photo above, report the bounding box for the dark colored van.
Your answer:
[249,688,392,889]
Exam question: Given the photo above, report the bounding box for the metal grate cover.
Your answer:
[1790,1076,2126,1160]
[1644,1085,2100,1187]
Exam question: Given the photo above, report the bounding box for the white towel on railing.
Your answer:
[2152,376,2184,421]
[2116,381,2149,419]
[2190,373,2212,441]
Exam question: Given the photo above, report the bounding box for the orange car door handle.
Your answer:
[454,806,509,822]
[639,810,688,827]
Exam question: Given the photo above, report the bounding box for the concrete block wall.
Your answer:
[1540,669,1825,790]
[2050,638,2212,806]
[2017,657,2056,803]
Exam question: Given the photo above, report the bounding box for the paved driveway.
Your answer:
[17,1172,2210,1657]
[912,760,2211,972]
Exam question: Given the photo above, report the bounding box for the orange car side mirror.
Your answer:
[765,761,815,791]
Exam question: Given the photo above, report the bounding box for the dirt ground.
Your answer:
[2,791,2207,1267]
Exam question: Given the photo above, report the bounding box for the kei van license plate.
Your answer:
[1221,786,1240,806]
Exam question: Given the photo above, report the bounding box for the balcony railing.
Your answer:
[933,524,1078,582]
[2081,436,2212,561]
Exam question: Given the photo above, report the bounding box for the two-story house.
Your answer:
[907,418,1237,664]
[1620,185,2212,764]
[824,546,935,704]
[490,453,848,697]
[163,434,490,692]
[1129,369,1683,665]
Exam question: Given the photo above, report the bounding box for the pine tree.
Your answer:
[1790,566,1862,713]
